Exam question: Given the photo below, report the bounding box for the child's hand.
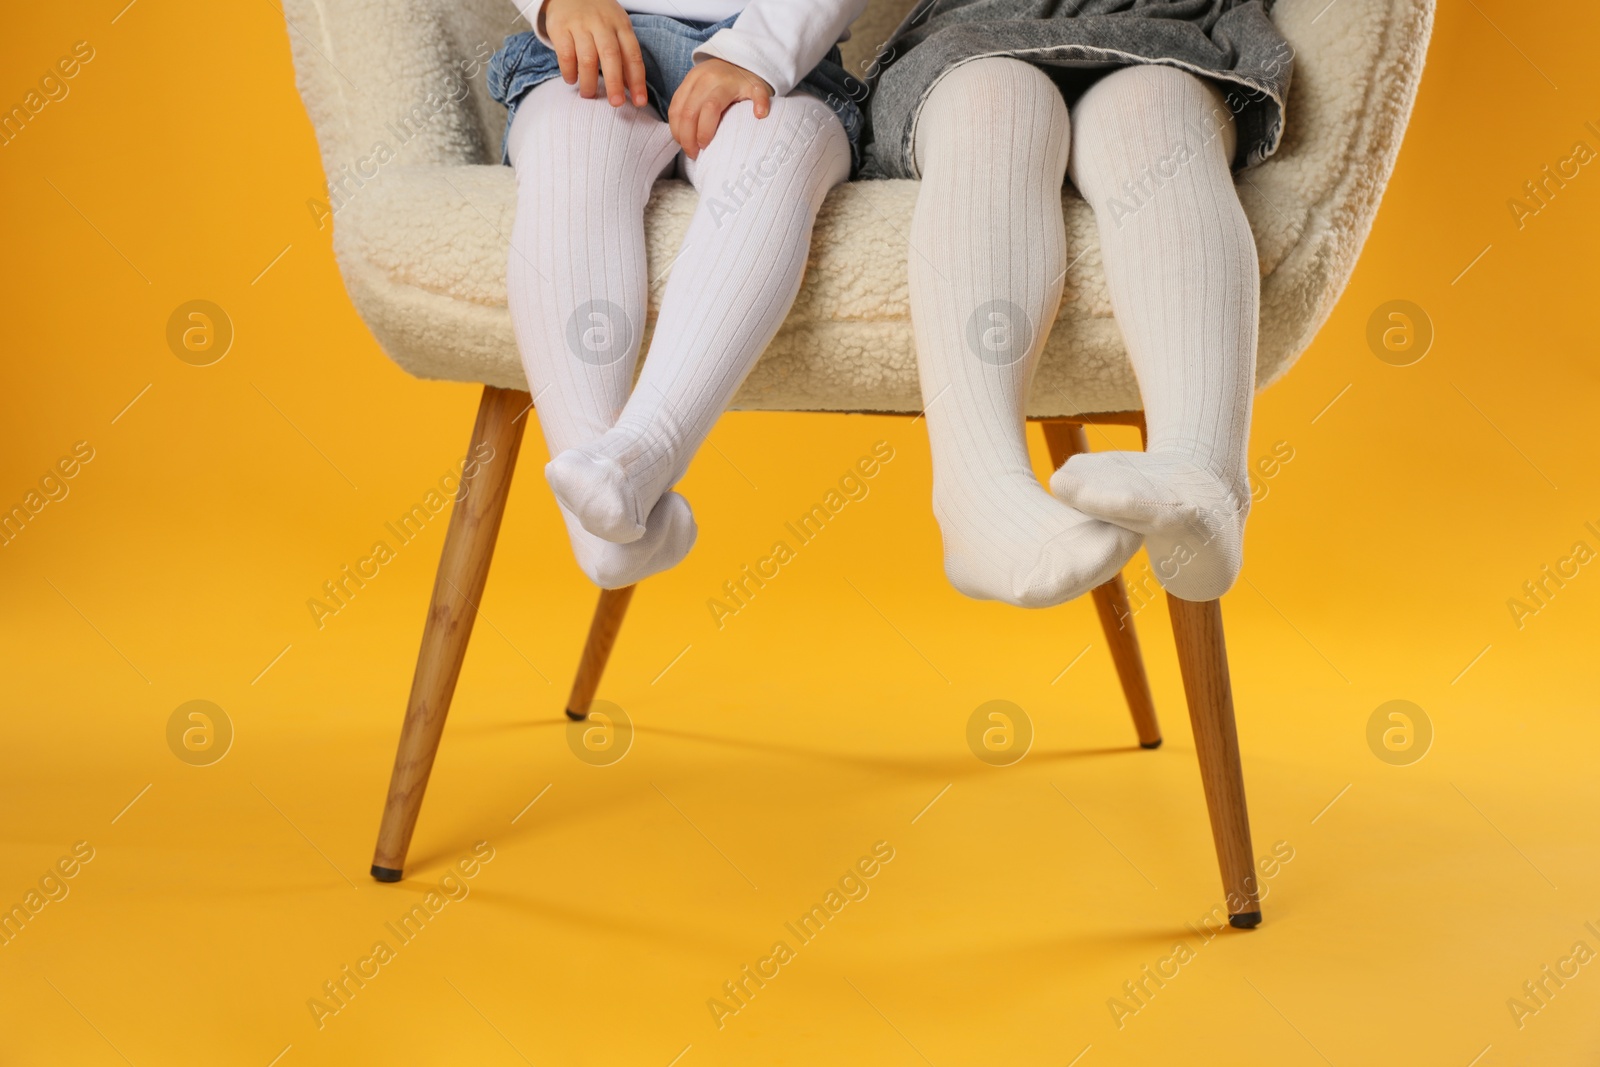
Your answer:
[543,0,648,107]
[668,58,773,159]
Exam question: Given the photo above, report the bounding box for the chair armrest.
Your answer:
[283,0,499,181]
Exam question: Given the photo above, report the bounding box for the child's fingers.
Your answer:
[668,108,692,157]
[749,80,772,120]
[666,84,690,156]
[597,29,627,106]
[695,92,728,152]
[617,25,649,107]
[668,78,706,157]
[553,29,578,85]
[573,28,600,98]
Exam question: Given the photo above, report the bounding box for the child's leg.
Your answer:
[904,57,1141,608]
[1053,64,1257,602]
[545,94,850,543]
[507,79,697,588]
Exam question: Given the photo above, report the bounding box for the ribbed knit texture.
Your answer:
[545,92,850,544]
[507,80,695,588]
[1053,64,1259,601]
[908,58,1142,608]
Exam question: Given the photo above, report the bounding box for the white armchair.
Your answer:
[283,0,1434,923]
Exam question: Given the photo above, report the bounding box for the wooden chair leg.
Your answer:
[565,585,636,720]
[371,385,530,882]
[1166,595,1260,927]
[1089,583,1162,748]
[1039,419,1161,747]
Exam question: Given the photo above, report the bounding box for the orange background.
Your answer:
[2,1,1599,1064]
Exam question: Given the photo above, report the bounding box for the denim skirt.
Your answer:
[487,14,868,173]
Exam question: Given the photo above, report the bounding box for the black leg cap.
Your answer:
[1139,738,1163,750]
[565,707,588,721]
[1229,911,1262,929]
[370,865,403,883]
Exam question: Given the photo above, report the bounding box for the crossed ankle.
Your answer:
[546,449,649,543]
[1178,485,1250,530]
[564,491,697,587]
[934,491,1144,608]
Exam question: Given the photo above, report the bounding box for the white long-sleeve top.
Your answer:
[513,0,866,98]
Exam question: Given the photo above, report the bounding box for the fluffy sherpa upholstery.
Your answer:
[284,0,1433,416]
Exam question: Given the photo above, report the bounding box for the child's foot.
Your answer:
[936,471,1144,608]
[564,491,697,589]
[1051,451,1247,602]
[546,448,651,544]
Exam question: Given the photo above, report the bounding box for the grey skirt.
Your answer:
[863,0,1293,179]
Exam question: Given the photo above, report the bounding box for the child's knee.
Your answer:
[735,95,844,152]
[1078,65,1236,156]
[1068,64,1239,198]
[915,58,1067,172]
[511,79,669,159]
[695,94,848,185]
[931,57,1060,115]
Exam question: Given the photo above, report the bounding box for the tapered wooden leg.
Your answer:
[371,386,530,882]
[565,585,636,720]
[1039,419,1161,747]
[1167,595,1260,927]
[1089,583,1162,747]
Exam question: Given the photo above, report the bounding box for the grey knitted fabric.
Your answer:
[863,0,1293,178]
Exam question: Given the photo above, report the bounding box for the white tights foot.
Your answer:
[562,491,697,589]
[1052,452,1244,601]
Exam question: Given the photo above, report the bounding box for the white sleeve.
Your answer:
[691,0,868,98]
[509,0,556,48]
